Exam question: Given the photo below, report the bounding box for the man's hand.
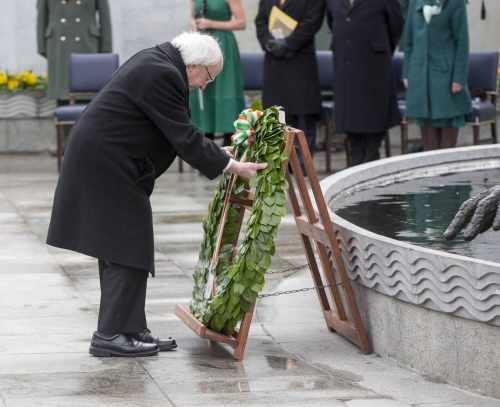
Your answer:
[443,185,500,241]
[228,161,267,180]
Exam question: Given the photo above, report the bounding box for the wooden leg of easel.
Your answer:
[316,243,347,320]
[233,304,255,361]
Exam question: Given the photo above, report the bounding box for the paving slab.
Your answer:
[0,153,499,407]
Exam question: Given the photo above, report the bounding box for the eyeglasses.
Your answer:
[204,66,214,83]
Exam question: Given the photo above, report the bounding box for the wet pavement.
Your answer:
[1,151,499,407]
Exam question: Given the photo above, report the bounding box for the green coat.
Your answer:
[402,0,471,119]
[37,0,112,100]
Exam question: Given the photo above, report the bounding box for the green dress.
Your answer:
[189,0,245,134]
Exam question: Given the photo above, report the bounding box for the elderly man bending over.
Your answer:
[47,32,266,357]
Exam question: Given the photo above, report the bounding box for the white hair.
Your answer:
[171,31,224,68]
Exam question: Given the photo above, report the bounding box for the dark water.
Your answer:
[332,168,500,264]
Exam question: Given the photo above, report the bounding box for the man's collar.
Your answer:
[156,42,188,87]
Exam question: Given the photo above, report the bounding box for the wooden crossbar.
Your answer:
[175,127,371,360]
[285,128,371,354]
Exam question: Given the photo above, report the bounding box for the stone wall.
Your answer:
[0,0,190,74]
[0,0,498,73]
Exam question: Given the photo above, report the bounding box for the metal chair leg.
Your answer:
[56,123,65,173]
[344,135,352,167]
[325,122,332,173]
[384,132,391,158]
[401,120,408,154]
[491,121,497,144]
[178,158,184,173]
[473,125,480,145]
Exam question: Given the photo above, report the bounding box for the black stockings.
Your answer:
[421,128,459,151]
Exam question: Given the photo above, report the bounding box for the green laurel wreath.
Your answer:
[190,107,288,336]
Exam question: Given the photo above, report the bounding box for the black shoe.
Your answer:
[89,331,159,357]
[131,328,178,351]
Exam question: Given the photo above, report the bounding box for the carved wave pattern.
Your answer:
[333,226,500,326]
[0,95,56,118]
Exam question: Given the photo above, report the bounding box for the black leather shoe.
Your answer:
[131,328,177,351]
[89,331,159,357]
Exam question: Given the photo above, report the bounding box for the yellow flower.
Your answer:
[21,70,30,82]
[7,79,19,91]
[25,72,38,86]
[0,71,7,85]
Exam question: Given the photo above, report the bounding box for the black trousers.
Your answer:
[97,260,148,335]
[347,131,386,166]
[288,114,318,155]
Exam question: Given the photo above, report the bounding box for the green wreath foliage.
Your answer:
[190,107,288,336]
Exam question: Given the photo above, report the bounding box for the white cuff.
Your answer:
[223,158,236,172]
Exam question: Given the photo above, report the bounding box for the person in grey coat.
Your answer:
[36,0,112,101]
[326,0,404,166]
[46,32,267,357]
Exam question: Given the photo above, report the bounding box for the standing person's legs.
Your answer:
[346,133,366,166]
[421,127,440,151]
[287,114,306,170]
[90,260,159,357]
[223,133,233,146]
[302,114,318,156]
[363,131,386,163]
[97,260,148,335]
[440,128,459,149]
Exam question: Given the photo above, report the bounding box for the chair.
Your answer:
[54,53,119,171]
[466,52,499,145]
[240,52,265,107]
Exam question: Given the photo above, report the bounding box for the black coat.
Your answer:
[326,0,404,133]
[255,0,325,116]
[47,43,229,275]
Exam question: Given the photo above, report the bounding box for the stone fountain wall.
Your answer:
[321,145,500,398]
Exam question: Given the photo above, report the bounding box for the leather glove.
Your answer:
[443,185,500,241]
[265,38,293,59]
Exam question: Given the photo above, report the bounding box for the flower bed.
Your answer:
[0,70,54,119]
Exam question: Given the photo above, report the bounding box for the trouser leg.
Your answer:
[347,131,385,166]
[346,133,365,166]
[363,131,385,163]
[301,114,318,156]
[97,260,148,335]
[223,133,232,146]
[440,128,459,149]
[287,114,305,170]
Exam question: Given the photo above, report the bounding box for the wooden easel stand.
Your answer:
[175,128,371,360]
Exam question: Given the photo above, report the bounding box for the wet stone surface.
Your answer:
[0,153,499,407]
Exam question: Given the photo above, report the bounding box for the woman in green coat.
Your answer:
[37,0,112,101]
[402,0,471,150]
[190,0,246,145]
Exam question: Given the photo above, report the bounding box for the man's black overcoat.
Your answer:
[326,0,404,133]
[47,43,229,274]
[255,0,325,116]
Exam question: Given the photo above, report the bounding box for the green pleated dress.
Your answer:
[189,0,245,134]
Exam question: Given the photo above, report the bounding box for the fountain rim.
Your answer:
[320,144,500,268]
